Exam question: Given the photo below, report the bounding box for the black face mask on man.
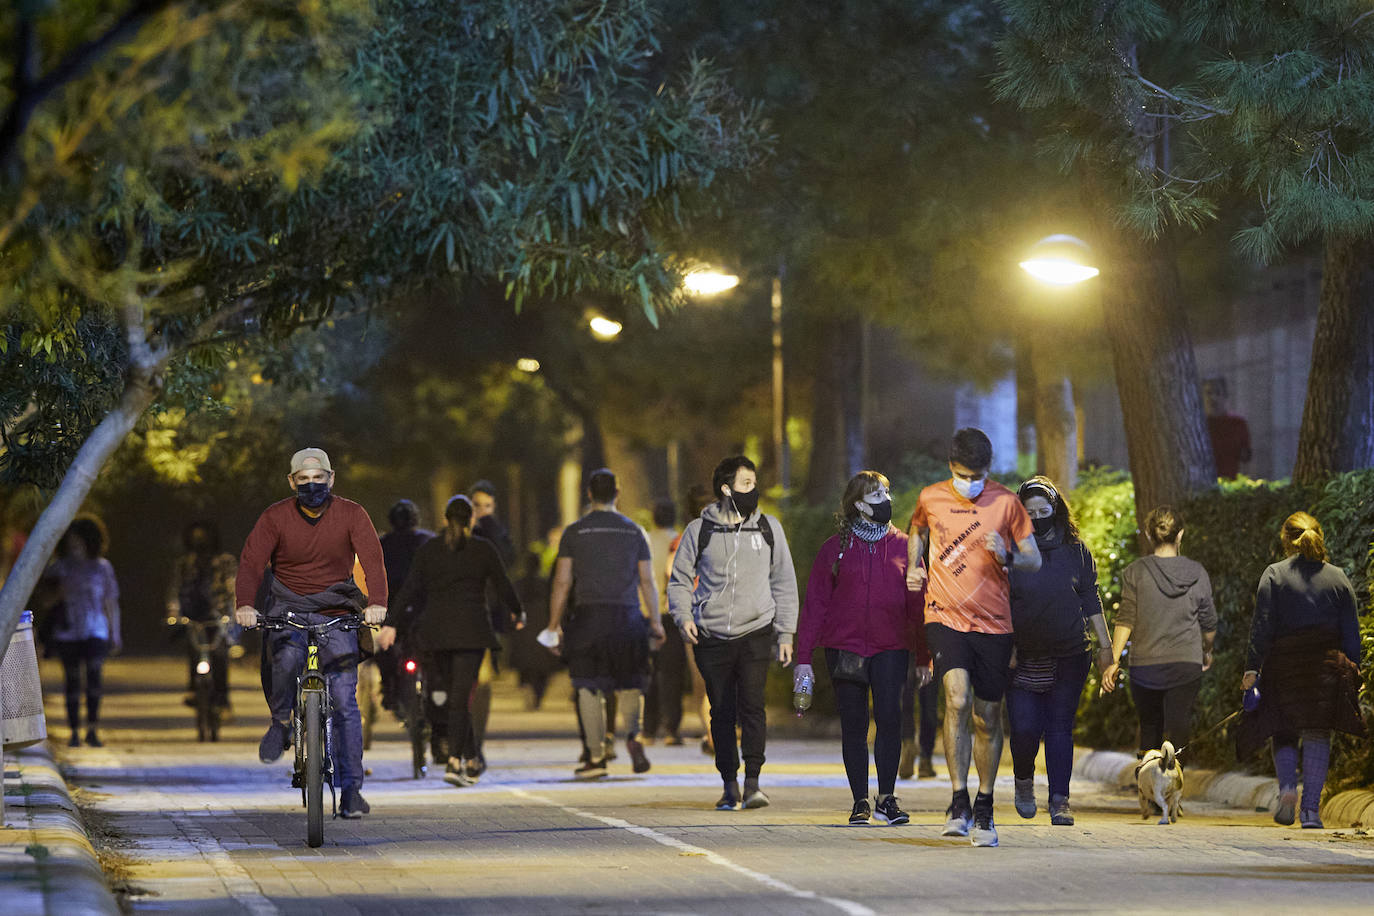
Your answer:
[296,481,331,509]
[726,487,759,518]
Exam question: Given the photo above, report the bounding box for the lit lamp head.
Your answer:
[1019,234,1100,286]
[682,267,740,297]
[588,315,623,340]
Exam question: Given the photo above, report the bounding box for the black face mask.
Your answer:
[867,499,893,525]
[727,488,759,518]
[1032,515,1058,539]
[296,481,331,509]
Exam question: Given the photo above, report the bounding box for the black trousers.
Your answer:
[424,649,486,761]
[900,660,939,755]
[694,626,773,781]
[832,649,909,800]
[55,638,108,732]
[1129,677,1202,754]
[643,614,687,738]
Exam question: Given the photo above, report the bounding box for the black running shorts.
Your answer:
[925,622,1015,702]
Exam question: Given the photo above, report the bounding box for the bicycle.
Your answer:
[167,614,231,742]
[252,612,365,848]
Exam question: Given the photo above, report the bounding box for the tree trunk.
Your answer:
[0,360,161,653]
[803,316,864,503]
[1293,236,1374,486]
[1100,234,1215,531]
[1029,334,1078,491]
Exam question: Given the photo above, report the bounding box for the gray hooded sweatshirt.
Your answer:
[667,503,799,645]
[1116,555,1217,667]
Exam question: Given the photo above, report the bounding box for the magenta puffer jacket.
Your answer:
[796,528,928,666]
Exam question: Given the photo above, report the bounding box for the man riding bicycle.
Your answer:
[235,448,388,819]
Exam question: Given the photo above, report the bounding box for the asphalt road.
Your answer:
[48,657,1374,915]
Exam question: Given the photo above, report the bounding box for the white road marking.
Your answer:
[171,814,280,916]
[508,787,876,916]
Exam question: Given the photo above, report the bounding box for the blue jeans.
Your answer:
[1005,651,1091,799]
[266,613,363,793]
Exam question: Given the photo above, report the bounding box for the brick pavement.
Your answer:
[48,657,1374,915]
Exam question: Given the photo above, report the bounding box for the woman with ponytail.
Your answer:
[377,495,524,787]
[1236,512,1365,829]
[795,471,932,826]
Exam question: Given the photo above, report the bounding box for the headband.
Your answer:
[1018,479,1059,505]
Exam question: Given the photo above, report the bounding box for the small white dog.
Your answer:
[1135,740,1184,825]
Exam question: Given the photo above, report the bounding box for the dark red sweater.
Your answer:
[235,496,388,609]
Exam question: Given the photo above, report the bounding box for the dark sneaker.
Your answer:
[873,795,910,826]
[742,787,770,809]
[942,796,972,837]
[1049,795,1074,826]
[68,733,80,748]
[339,787,369,819]
[1014,777,1036,819]
[898,740,916,780]
[1300,809,1324,829]
[663,733,683,747]
[849,798,872,825]
[1274,789,1297,826]
[716,781,741,810]
[917,755,936,779]
[627,737,651,774]
[444,760,474,787]
[971,796,998,847]
[574,758,608,780]
[258,720,290,763]
[465,755,487,779]
[84,729,104,748]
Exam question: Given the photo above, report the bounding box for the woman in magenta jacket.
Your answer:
[794,471,932,827]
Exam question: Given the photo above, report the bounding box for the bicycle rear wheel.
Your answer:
[304,690,325,847]
[195,677,213,742]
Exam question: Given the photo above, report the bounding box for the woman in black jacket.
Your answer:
[1006,477,1112,826]
[377,495,522,787]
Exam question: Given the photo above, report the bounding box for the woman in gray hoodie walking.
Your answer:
[1101,507,1217,754]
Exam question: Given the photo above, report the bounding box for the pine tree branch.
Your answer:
[1133,72,1231,121]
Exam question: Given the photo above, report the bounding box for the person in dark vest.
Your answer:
[167,521,238,712]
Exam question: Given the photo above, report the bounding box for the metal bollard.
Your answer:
[2,610,48,749]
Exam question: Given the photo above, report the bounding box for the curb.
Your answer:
[1073,750,1369,826]
[2,741,120,916]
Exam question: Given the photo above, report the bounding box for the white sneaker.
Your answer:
[970,807,998,847]
[942,801,971,837]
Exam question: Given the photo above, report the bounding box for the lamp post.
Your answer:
[1019,235,1098,491]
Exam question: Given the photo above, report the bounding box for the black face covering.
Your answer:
[728,487,759,518]
[1032,515,1058,539]
[868,499,893,525]
[296,481,331,509]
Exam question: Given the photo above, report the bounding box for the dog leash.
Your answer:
[1174,708,1243,759]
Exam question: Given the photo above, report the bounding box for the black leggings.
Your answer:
[1129,677,1201,754]
[829,648,909,801]
[56,638,108,733]
[424,649,486,761]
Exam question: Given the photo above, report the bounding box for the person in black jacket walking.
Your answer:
[1006,477,1112,826]
[376,495,523,787]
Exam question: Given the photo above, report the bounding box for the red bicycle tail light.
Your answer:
[404,660,417,673]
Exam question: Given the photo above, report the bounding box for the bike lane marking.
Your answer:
[507,787,875,916]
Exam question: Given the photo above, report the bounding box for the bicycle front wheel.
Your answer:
[304,690,325,848]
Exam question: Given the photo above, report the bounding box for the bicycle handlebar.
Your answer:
[248,612,368,635]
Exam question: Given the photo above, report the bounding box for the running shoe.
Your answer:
[942,795,972,837]
[1300,809,1324,829]
[742,787,770,809]
[849,798,872,825]
[1049,795,1074,826]
[1274,789,1297,826]
[443,760,474,787]
[465,755,487,779]
[339,787,370,818]
[873,795,910,826]
[574,758,608,780]
[1014,777,1037,819]
[716,781,741,810]
[626,736,651,774]
[970,796,998,847]
[898,740,917,780]
[258,720,290,763]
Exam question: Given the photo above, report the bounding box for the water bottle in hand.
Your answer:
[793,671,814,716]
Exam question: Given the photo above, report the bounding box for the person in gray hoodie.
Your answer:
[668,455,799,810]
[1101,506,1217,756]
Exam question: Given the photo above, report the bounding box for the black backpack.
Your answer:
[693,516,775,572]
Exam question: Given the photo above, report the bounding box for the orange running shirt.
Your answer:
[909,479,1033,635]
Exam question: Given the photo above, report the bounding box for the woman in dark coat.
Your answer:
[377,495,522,787]
[1237,512,1364,829]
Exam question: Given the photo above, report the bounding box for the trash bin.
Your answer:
[2,610,47,748]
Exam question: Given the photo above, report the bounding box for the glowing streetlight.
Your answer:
[515,357,541,373]
[588,315,623,340]
[682,268,741,297]
[1019,234,1100,286]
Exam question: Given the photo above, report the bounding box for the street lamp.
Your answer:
[1019,234,1099,491]
[682,268,740,296]
[588,315,623,340]
[515,357,541,373]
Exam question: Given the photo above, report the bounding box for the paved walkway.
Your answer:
[46,657,1374,914]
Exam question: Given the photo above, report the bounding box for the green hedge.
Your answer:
[777,462,1374,793]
